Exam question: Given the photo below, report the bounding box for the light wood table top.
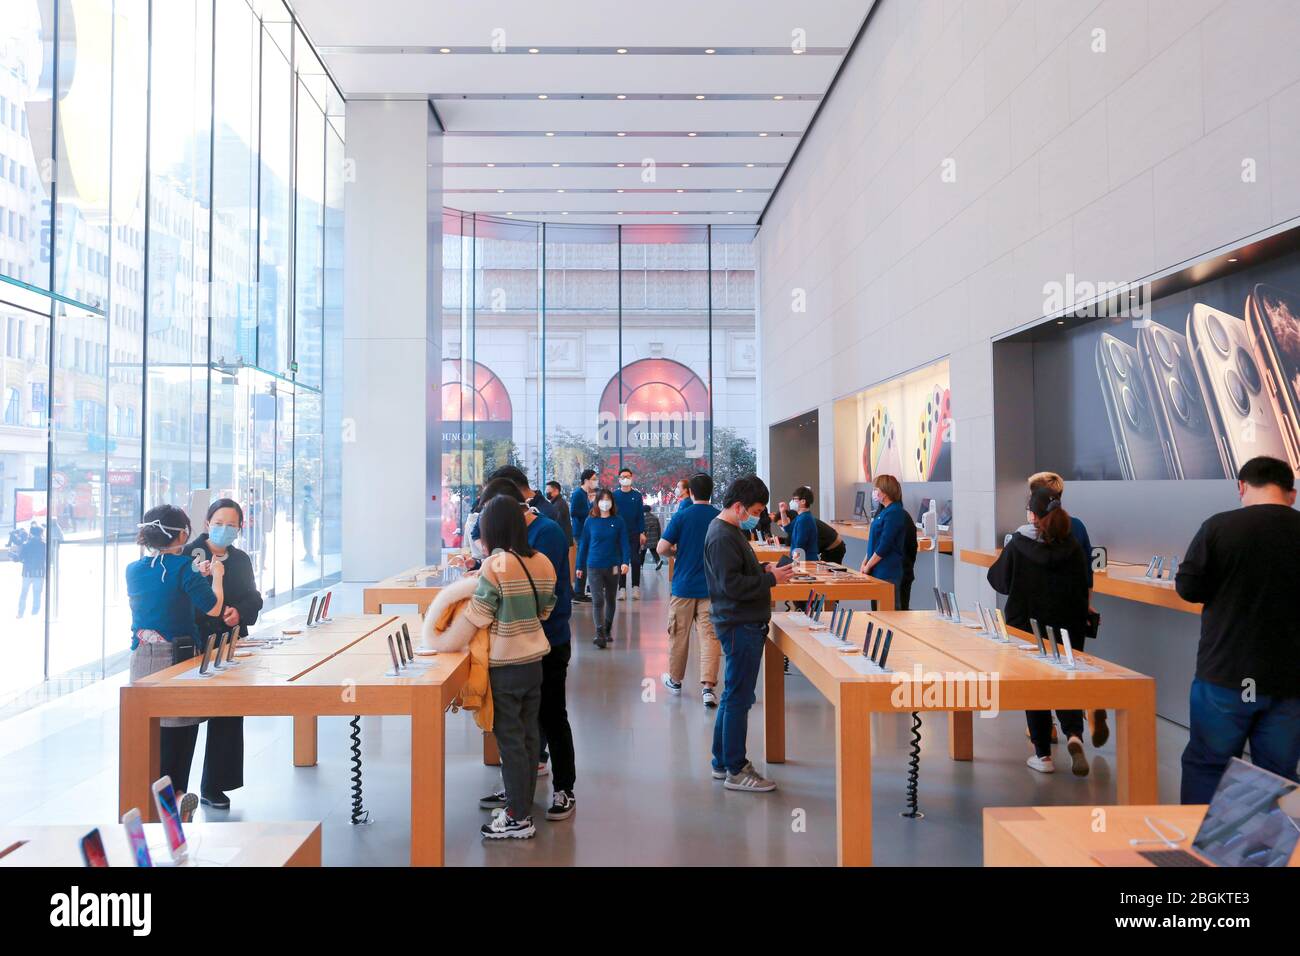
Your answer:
[830,520,951,552]
[362,565,447,614]
[0,822,321,867]
[984,804,1298,867]
[764,609,1157,866]
[120,610,469,866]
[751,540,787,562]
[960,548,1201,614]
[770,566,895,607]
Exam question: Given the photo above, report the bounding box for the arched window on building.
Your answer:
[440,359,514,547]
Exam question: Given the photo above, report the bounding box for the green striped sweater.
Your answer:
[464,548,557,666]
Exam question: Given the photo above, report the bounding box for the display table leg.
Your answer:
[293,714,318,767]
[763,636,786,763]
[836,683,871,866]
[948,711,973,761]
[119,690,159,822]
[410,691,446,867]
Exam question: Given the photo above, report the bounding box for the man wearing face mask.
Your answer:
[1175,455,1300,802]
[786,486,820,562]
[613,466,646,600]
[704,476,796,792]
[569,469,598,603]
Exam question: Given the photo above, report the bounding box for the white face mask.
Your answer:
[619,477,632,488]
[598,499,612,513]
[788,499,801,513]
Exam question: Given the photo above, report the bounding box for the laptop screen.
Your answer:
[1193,758,1300,867]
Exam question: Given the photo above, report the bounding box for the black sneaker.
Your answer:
[478,787,508,810]
[546,790,575,821]
[200,789,230,810]
[481,809,536,839]
[594,633,608,649]
[573,594,592,603]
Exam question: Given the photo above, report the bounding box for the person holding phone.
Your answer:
[575,489,630,649]
[986,486,1091,776]
[423,496,556,839]
[704,475,796,792]
[189,498,264,811]
[860,475,908,607]
[126,505,225,794]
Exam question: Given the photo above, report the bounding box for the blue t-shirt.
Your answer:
[569,486,591,540]
[674,497,691,514]
[126,552,219,649]
[661,501,720,599]
[612,488,645,536]
[866,500,908,584]
[526,512,571,646]
[577,515,631,570]
[788,510,819,561]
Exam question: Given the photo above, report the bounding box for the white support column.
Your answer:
[341,101,442,581]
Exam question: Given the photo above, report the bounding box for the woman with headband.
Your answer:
[126,504,226,799]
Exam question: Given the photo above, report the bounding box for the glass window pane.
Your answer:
[293,81,323,388]
[320,126,343,579]
[257,29,292,375]
[710,225,758,503]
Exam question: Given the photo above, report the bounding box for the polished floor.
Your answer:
[0,564,1190,865]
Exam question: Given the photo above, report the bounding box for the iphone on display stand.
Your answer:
[946,592,959,622]
[1060,628,1076,668]
[1136,323,1226,479]
[1245,284,1300,471]
[1045,625,1062,661]
[838,609,854,643]
[1029,618,1048,656]
[306,596,320,628]
[862,620,874,657]
[121,808,153,867]
[993,607,1011,642]
[151,776,188,865]
[877,630,894,669]
[210,632,228,670]
[196,634,217,676]
[385,635,402,676]
[932,587,945,616]
[1188,303,1292,474]
[79,828,109,867]
[1096,333,1170,479]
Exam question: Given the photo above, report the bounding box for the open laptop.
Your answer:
[1132,759,1300,867]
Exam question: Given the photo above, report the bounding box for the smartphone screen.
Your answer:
[152,780,186,859]
[80,828,109,867]
[1253,284,1300,466]
[121,810,153,867]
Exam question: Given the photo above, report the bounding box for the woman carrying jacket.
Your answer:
[987,486,1091,777]
[423,495,557,840]
[189,497,264,810]
[575,489,630,649]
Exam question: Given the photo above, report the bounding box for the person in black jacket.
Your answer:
[190,497,264,809]
[703,476,796,792]
[987,486,1091,777]
[16,524,46,617]
[1174,456,1300,803]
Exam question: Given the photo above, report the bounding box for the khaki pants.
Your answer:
[666,596,720,686]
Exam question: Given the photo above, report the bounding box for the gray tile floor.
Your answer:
[0,564,1190,865]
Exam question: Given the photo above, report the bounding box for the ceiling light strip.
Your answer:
[441,130,802,137]
[315,45,847,56]
[431,92,821,101]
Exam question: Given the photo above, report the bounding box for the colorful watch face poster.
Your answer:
[852,359,952,483]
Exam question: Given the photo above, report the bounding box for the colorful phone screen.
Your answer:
[80,829,109,867]
[154,783,186,855]
[1260,286,1300,407]
[122,815,153,867]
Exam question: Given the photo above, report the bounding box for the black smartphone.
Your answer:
[1029,618,1048,655]
[839,609,854,641]
[862,620,875,657]
[197,634,216,675]
[306,595,319,626]
[402,625,415,661]
[878,630,894,669]
[870,626,885,662]
[776,555,793,568]
[386,634,401,672]
[1045,625,1061,660]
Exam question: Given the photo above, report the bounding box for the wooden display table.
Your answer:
[984,804,1299,867]
[917,535,954,553]
[0,822,321,867]
[770,566,895,608]
[764,609,1157,867]
[751,540,788,562]
[362,566,445,614]
[959,549,1201,614]
[119,612,469,866]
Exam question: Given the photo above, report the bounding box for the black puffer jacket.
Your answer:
[987,527,1088,648]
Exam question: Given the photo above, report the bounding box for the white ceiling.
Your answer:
[291,0,874,225]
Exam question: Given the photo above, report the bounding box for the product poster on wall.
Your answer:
[852,358,952,483]
[1030,256,1300,481]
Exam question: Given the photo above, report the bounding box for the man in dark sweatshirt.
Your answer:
[1175,455,1300,803]
[704,475,795,793]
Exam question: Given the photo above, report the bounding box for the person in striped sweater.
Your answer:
[425,495,557,839]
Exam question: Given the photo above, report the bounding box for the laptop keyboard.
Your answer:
[1138,849,1209,867]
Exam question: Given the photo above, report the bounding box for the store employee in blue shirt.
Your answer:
[569,468,598,602]
[613,466,646,600]
[861,474,908,608]
[657,472,722,707]
[786,486,820,562]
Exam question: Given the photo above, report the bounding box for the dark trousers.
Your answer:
[619,540,641,589]
[538,643,576,792]
[489,661,543,820]
[201,717,244,794]
[823,543,847,565]
[161,724,201,793]
[1025,632,1085,757]
[1181,678,1300,803]
[588,567,618,637]
[711,621,767,775]
[899,574,914,611]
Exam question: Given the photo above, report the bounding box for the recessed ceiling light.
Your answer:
[538,94,548,99]
[562,210,569,214]
[546,131,556,136]
[497,189,504,193]
[688,132,697,137]
[676,188,684,193]
[617,131,626,136]
[672,211,679,215]
[773,95,784,101]
[759,132,768,137]
[727,211,734,215]
[557,189,565,193]
[681,163,690,167]
[695,95,705,100]
[616,94,627,99]
[705,48,716,54]
[507,211,514,215]
[616,48,628,54]
[528,48,539,54]
[617,211,624,215]
[616,162,625,167]
[735,189,743,193]
[617,188,624,193]
[792,48,804,55]
[439,48,451,53]
[746,163,754,167]
[486,162,495,167]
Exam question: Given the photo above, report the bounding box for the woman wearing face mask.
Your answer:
[860,475,908,608]
[575,489,630,649]
[786,486,820,561]
[674,479,692,514]
[188,498,264,810]
[126,505,226,799]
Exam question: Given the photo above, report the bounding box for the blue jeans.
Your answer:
[1181,678,1300,804]
[17,575,42,616]
[711,621,767,776]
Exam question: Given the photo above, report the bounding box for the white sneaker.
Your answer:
[662,673,682,694]
[617,589,627,601]
[701,685,718,708]
[632,586,641,601]
[1026,754,1055,773]
[724,761,777,792]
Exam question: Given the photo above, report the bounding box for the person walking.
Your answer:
[15,524,46,618]
[575,489,630,649]
[569,469,597,603]
[613,466,646,599]
[657,472,722,707]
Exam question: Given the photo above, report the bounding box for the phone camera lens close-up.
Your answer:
[1206,312,1232,355]
[1235,347,1262,393]
[1224,367,1251,416]
[1108,340,1128,378]
[1153,327,1176,367]
[1167,376,1192,424]
[1121,385,1143,428]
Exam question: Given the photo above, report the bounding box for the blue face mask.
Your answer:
[740,514,760,531]
[208,524,240,548]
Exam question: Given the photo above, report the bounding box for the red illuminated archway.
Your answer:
[598,358,708,420]
[441,359,513,424]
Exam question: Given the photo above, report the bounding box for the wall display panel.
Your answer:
[1030,253,1300,481]
[849,358,953,485]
